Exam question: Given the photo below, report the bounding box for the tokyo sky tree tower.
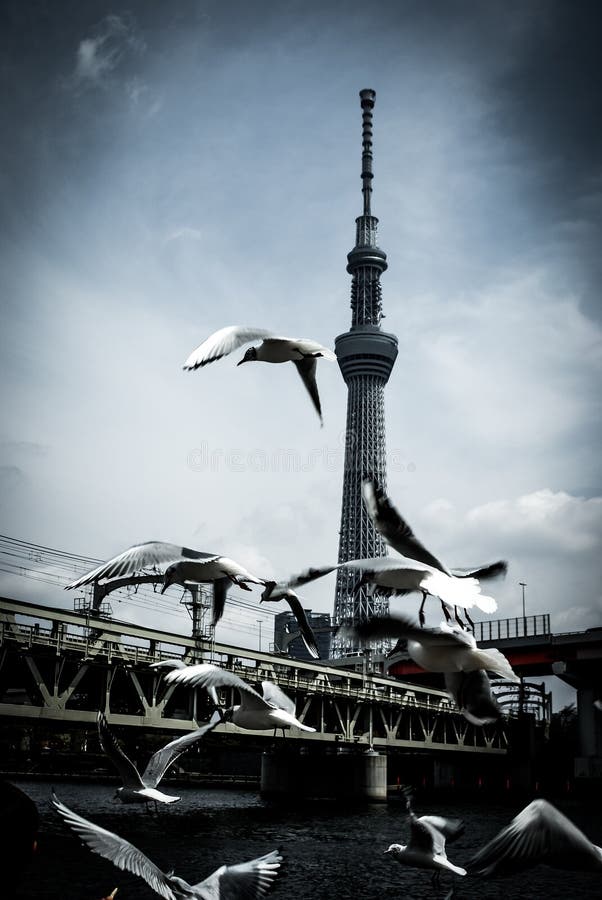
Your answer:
[332,89,398,656]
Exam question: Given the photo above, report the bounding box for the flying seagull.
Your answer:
[443,668,506,725]
[347,614,517,725]
[263,556,499,624]
[385,787,466,887]
[349,614,518,680]
[159,663,316,734]
[362,480,508,626]
[468,798,602,876]
[183,326,336,423]
[52,793,283,900]
[97,712,218,805]
[65,541,273,626]
[259,584,321,659]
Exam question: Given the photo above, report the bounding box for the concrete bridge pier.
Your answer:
[260,747,387,801]
[575,685,602,780]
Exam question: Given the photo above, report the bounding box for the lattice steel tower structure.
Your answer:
[332,89,398,656]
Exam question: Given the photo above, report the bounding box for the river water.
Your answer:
[11,779,601,900]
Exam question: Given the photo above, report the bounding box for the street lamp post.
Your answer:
[519,582,527,636]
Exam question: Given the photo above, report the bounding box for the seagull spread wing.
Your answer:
[341,556,433,574]
[450,561,508,580]
[148,659,187,671]
[262,566,339,601]
[282,591,321,659]
[420,816,465,844]
[444,670,502,725]
[183,326,275,370]
[52,795,180,900]
[193,849,283,899]
[348,614,445,644]
[406,815,439,856]
[469,799,602,876]
[211,576,232,626]
[286,565,340,588]
[66,542,219,589]
[163,664,271,713]
[263,337,336,360]
[142,720,219,788]
[97,713,144,789]
[261,682,296,716]
[362,481,450,573]
[293,358,323,422]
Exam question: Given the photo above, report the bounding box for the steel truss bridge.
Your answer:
[0,597,507,756]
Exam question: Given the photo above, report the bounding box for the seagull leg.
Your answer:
[441,602,452,623]
[464,609,475,630]
[453,606,466,629]
[419,592,428,627]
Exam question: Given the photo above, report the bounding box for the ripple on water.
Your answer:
[11,780,602,900]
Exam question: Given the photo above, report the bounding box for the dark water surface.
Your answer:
[12,780,601,900]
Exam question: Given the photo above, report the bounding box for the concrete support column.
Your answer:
[260,748,387,801]
[575,685,602,779]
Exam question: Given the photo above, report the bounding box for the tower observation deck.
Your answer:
[332,90,398,656]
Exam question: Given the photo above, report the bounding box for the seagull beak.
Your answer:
[261,581,277,601]
[236,358,246,366]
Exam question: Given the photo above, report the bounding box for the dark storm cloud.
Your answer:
[489,2,602,314]
[3,0,599,300]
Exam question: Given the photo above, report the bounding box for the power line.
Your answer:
[0,533,276,643]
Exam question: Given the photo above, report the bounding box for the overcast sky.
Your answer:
[1,1,600,706]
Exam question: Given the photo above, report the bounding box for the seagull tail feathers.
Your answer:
[470,648,519,682]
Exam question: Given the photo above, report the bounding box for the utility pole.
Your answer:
[519,581,527,636]
[256,619,262,653]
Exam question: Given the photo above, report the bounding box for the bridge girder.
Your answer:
[0,597,507,755]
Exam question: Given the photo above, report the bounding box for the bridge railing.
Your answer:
[473,614,551,643]
[1,604,452,711]
[0,620,166,666]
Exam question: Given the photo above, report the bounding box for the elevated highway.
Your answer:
[385,614,602,779]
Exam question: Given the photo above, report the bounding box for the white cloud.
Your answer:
[75,37,118,84]
[466,489,602,555]
[70,14,145,89]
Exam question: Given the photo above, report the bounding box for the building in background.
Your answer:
[273,610,333,662]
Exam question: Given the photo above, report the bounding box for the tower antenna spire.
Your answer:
[360,88,376,217]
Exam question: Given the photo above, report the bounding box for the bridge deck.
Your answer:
[0,597,507,754]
